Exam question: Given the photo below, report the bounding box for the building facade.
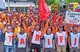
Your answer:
[5,0,36,12]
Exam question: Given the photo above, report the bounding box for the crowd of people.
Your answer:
[0,8,80,52]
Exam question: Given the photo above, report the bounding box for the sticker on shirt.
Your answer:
[35,34,40,41]
[74,38,77,45]
[48,39,50,45]
[59,36,63,43]
[20,38,24,45]
[8,36,12,42]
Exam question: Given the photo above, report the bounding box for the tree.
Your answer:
[54,0,60,5]
[65,0,80,4]
[45,0,54,5]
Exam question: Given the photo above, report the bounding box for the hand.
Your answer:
[53,46,55,49]
[77,47,79,49]
[43,47,45,49]
[70,46,72,49]
[43,47,45,51]
[56,45,58,48]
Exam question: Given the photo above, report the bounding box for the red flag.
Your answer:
[38,0,50,21]
[52,12,57,25]
[57,16,63,26]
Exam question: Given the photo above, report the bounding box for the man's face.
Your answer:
[47,29,51,35]
[59,27,63,32]
[73,26,78,32]
[8,27,12,32]
[36,25,39,31]
[20,28,24,34]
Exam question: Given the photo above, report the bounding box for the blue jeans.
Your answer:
[4,45,14,52]
[13,40,16,52]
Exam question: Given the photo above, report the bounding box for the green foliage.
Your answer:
[53,0,60,5]
[65,0,80,4]
[35,0,80,6]
[45,0,54,5]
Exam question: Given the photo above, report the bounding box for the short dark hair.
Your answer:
[35,24,41,30]
[46,28,51,34]
[73,25,78,28]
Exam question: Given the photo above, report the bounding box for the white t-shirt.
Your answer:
[4,32,13,46]
[44,33,54,48]
[31,30,41,44]
[56,31,67,46]
[17,33,27,48]
[70,32,80,47]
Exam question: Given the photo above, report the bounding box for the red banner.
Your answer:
[38,0,50,21]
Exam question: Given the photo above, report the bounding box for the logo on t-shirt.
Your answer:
[8,36,12,42]
[59,36,63,43]
[35,34,40,41]
[20,38,24,45]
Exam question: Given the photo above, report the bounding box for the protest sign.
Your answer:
[65,11,80,24]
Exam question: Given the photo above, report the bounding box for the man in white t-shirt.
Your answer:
[43,28,55,52]
[56,26,67,52]
[68,26,80,52]
[30,25,41,52]
[16,27,28,52]
[0,29,4,52]
[3,26,14,52]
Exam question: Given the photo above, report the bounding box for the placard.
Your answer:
[65,11,80,24]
